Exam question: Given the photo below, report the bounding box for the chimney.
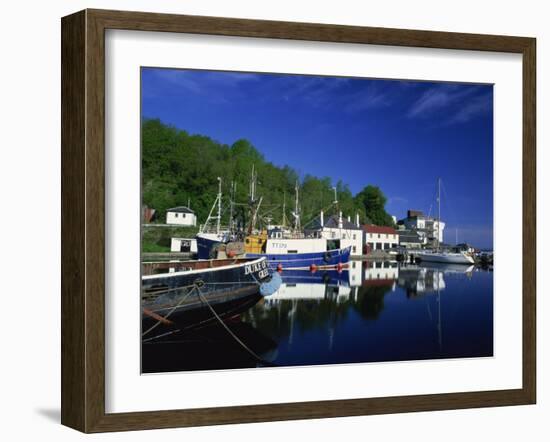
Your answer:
[338,211,343,228]
[320,210,324,227]
[356,213,360,227]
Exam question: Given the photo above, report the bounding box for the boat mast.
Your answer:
[199,178,223,234]
[216,177,222,234]
[282,192,287,227]
[228,181,236,233]
[294,180,301,231]
[246,165,261,235]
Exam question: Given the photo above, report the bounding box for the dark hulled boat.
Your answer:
[142,257,278,337]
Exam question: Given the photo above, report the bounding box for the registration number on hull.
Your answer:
[244,259,268,279]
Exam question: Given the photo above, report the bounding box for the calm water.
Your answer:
[142,261,493,373]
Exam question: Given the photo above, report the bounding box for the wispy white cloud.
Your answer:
[151,69,261,97]
[277,76,393,112]
[152,69,203,94]
[344,83,392,112]
[448,91,493,124]
[407,84,492,124]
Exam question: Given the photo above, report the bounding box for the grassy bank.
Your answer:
[141,224,199,253]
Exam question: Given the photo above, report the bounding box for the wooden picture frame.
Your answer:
[61,8,536,433]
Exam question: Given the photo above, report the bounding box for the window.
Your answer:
[352,246,356,253]
[353,234,356,240]
[182,213,186,218]
[175,213,179,218]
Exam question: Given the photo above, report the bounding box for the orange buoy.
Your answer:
[227,250,236,258]
[337,262,343,273]
[310,264,317,273]
[277,263,283,272]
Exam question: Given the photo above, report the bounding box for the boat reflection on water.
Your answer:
[142,260,493,373]
[397,262,474,297]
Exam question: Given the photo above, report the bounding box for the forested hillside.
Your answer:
[142,118,394,228]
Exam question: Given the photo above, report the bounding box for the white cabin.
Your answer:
[170,237,198,253]
[166,206,197,226]
[265,237,327,254]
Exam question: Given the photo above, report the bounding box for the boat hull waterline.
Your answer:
[418,252,475,265]
[246,246,351,270]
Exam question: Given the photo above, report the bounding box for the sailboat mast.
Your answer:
[437,177,441,251]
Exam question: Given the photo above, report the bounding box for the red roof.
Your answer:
[362,224,397,235]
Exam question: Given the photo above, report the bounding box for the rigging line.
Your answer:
[140,282,200,297]
[195,286,277,367]
[427,179,439,218]
[440,180,460,239]
[301,201,338,229]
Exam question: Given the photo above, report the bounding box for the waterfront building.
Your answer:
[397,228,426,249]
[166,206,197,226]
[362,224,399,253]
[399,209,445,246]
[305,211,363,256]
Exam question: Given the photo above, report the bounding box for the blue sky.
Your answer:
[141,68,494,248]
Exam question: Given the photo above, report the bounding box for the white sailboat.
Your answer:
[418,178,475,265]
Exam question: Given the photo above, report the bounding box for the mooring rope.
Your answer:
[195,285,276,367]
[141,285,198,337]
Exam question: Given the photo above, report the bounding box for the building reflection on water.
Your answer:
[244,260,479,361]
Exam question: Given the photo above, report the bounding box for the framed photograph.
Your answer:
[61,9,536,433]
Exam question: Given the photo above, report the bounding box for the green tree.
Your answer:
[355,185,394,226]
[141,118,393,229]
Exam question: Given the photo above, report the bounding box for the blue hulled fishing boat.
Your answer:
[246,246,351,270]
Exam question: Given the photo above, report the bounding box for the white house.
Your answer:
[305,211,364,256]
[166,206,197,226]
[170,237,198,253]
[362,224,399,253]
